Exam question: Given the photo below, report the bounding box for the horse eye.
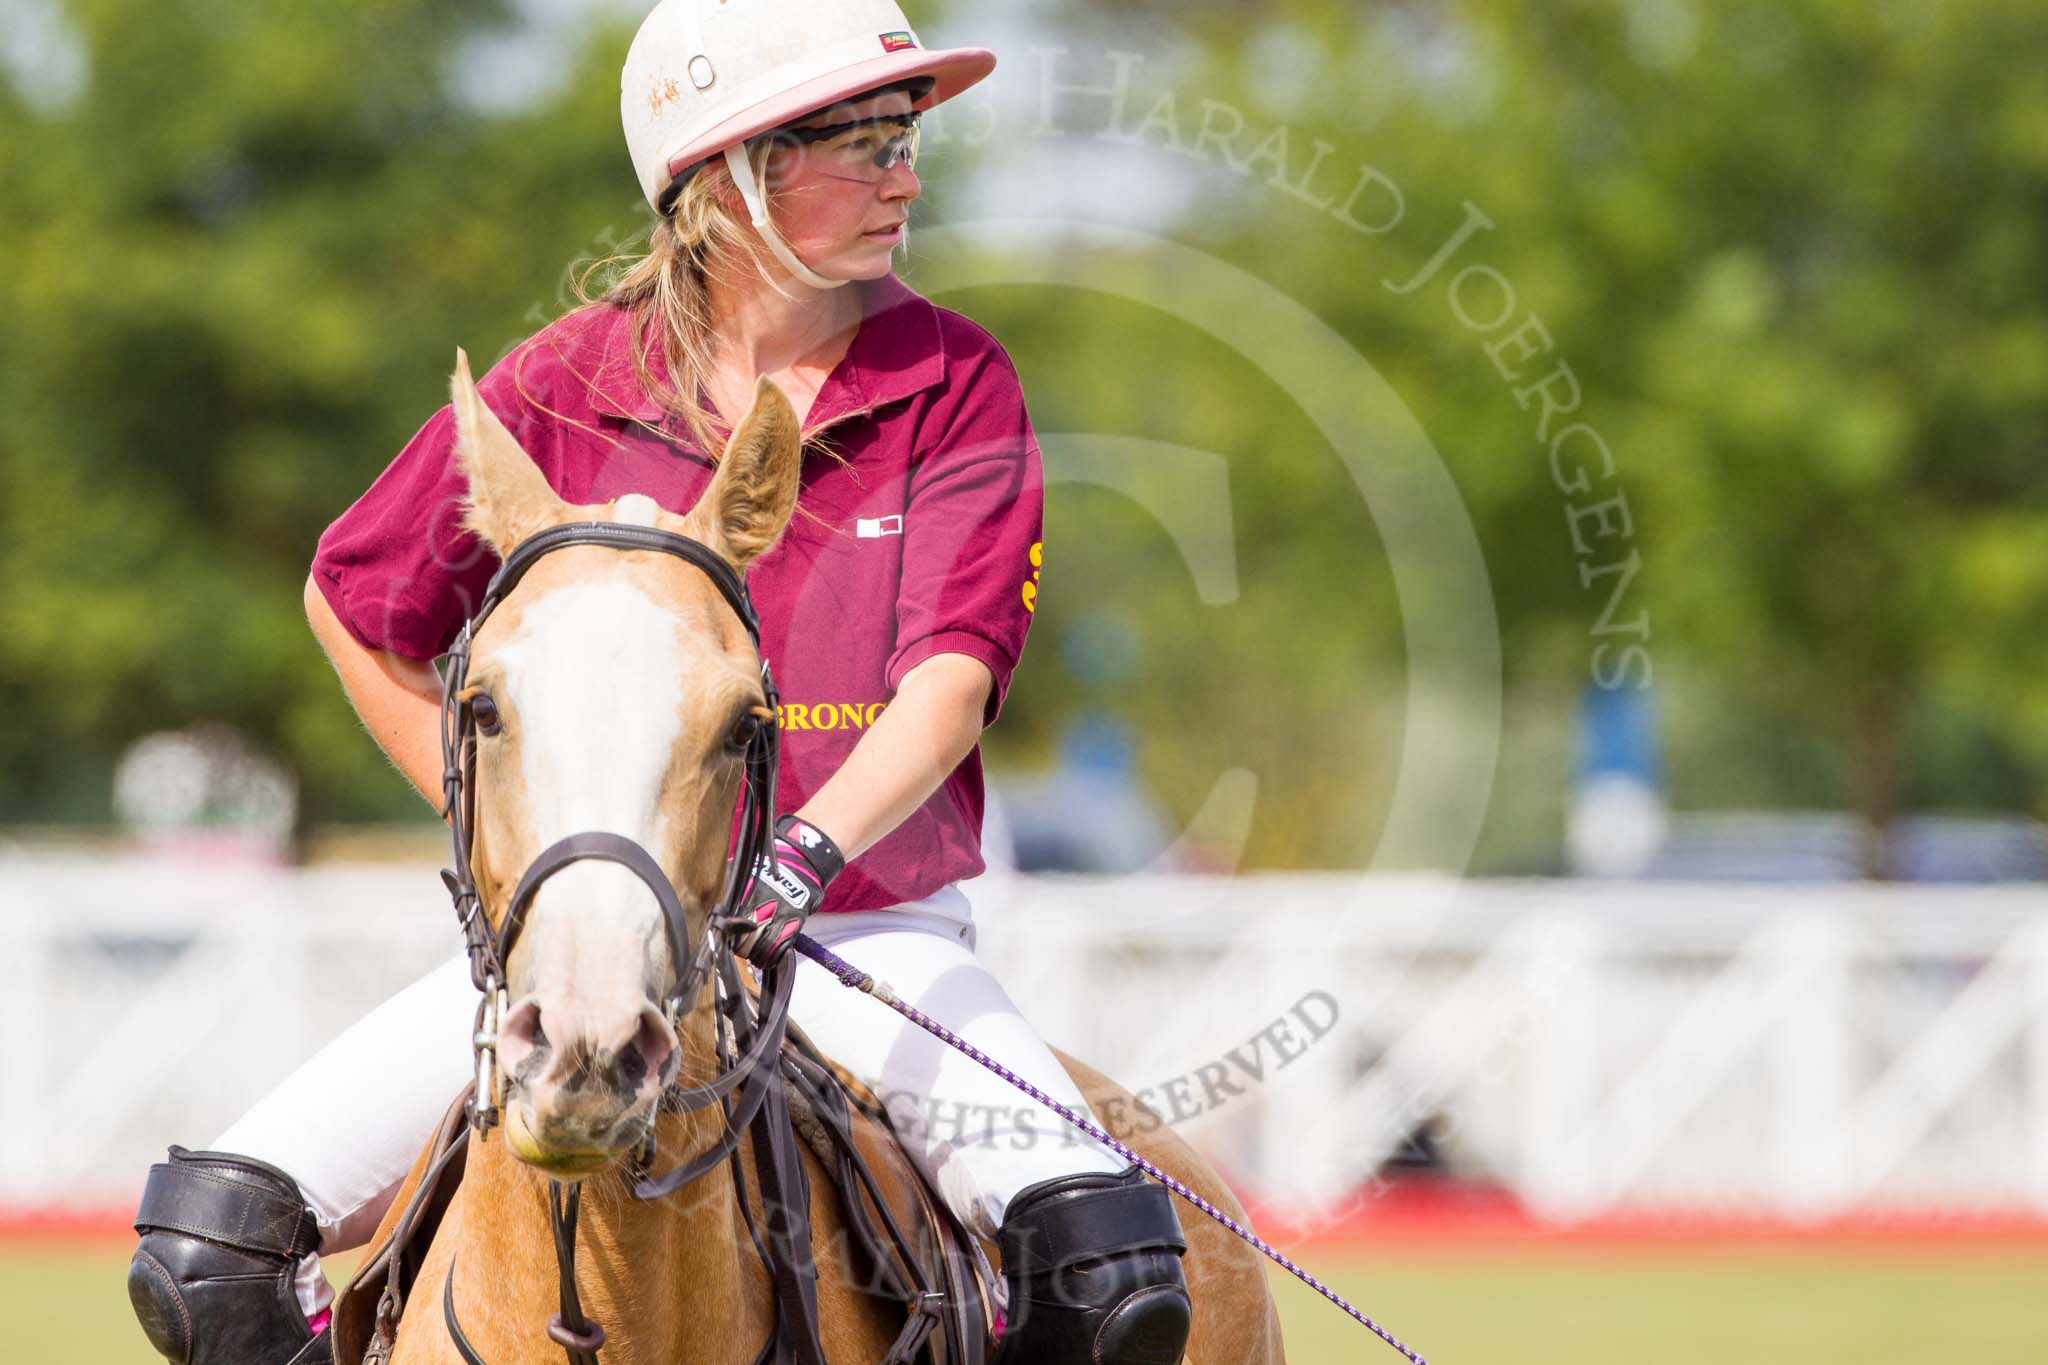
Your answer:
[727,711,762,752]
[472,693,502,736]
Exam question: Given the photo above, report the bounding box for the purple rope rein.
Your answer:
[792,934,1427,1364]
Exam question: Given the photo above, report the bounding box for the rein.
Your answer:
[792,935,1430,1365]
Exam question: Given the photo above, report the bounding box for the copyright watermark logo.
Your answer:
[410,28,1657,1232]
[903,39,1654,1214]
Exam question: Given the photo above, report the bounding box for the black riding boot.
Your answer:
[128,1145,332,1365]
[993,1164,1193,1365]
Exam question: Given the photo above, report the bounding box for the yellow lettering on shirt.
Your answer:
[1023,540,1043,613]
[774,700,890,732]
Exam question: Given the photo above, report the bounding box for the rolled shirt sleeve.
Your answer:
[883,343,1046,728]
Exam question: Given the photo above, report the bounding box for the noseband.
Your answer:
[436,521,782,1138]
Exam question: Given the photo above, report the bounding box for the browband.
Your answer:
[474,521,760,644]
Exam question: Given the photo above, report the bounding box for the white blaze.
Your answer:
[493,580,686,1011]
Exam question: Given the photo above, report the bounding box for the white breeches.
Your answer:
[211,883,1124,1317]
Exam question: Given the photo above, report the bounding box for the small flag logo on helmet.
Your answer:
[879,31,917,52]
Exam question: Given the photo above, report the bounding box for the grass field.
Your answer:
[15,1239,2048,1364]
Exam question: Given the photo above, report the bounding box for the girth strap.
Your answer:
[134,1146,320,1261]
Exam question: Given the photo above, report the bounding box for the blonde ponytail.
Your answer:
[574,141,853,480]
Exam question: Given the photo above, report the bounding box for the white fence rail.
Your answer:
[5,849,2047,1221]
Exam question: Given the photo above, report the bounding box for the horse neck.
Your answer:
[457,1104,773,1362]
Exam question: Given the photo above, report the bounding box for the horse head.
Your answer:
[446,348,801,1176]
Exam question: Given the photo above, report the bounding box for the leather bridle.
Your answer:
[437,520,781,1139]
[435,520,828,1363]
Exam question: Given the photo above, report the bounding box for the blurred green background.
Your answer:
[2,0,2043,874]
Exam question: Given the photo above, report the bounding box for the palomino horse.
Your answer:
[343,352,1285,1363]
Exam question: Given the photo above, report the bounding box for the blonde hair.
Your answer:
[572,141,857,478]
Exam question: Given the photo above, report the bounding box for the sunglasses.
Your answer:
[754,111,923,185]
[658,111,923,215]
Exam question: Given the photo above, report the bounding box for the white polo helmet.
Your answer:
[622,0,995,289]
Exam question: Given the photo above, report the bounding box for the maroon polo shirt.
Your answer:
[311,271,1044,914]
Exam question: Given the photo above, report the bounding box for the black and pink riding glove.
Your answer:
[724,813,846,968]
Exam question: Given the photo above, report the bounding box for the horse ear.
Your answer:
[451,348,573,554]
[676,376,802,571]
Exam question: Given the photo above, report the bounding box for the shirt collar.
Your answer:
[585,271,945,430]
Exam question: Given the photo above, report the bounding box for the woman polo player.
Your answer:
[125,3,1192,1363]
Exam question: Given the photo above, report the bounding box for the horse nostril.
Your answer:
[628,1006,676,1093]
[617,1043,648,1090]
[500,999,549,1061]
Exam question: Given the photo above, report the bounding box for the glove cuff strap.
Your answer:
[774,813,846,888]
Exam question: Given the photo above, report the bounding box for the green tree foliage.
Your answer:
[0,2,650,822]
[970,0,2048,873]
[3,1,2043,875]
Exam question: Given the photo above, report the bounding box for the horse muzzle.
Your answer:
[495,993,677,1172]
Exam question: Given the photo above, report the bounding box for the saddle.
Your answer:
[331,1022,998,1365]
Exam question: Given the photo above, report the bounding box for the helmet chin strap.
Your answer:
[724,144,852,292]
